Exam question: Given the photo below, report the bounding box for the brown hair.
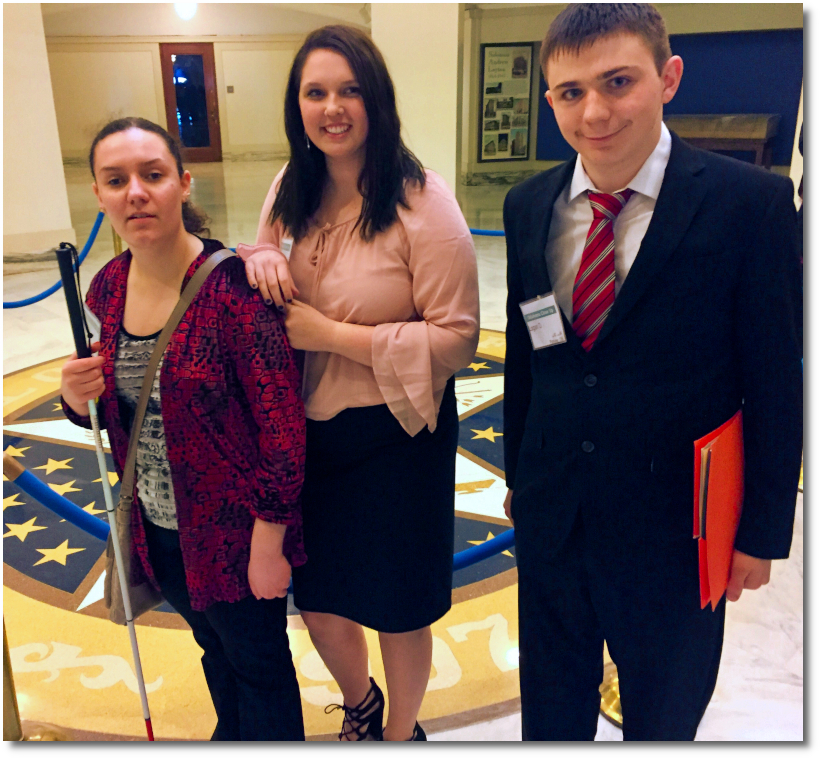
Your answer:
[271,24,425,243]
[89,117,210,237]
[540,3,672,80]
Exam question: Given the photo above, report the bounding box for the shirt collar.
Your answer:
[567,121,672,202]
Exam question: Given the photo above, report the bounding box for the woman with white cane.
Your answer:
[60,117,307,741]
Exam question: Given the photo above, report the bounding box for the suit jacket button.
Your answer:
[582,440,595,453]
[584,374,597,387]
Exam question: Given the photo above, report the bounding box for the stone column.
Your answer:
[371,3,463,192]
[3,3,75,255]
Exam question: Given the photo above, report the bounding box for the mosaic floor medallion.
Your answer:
[4,330,521,740]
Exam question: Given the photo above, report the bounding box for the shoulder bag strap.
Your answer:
[118,249,237,505]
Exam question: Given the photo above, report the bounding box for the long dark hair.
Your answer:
[89,116,210,237]
[270,25,426,242]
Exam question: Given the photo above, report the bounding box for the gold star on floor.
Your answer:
[34,458,74,475]
[93,472,119,486]
[455,479,495,495]
[4,445,30,458]
[4,517,48,542]
[468,362,490,372]
[471,426,504,442]
[83,501,106,516]
[33,540,85,566]
[48,480,82,496]
[3,494,25,511]
[468,531,514,557]
[53,402,64,412]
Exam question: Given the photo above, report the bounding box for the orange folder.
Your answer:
[693,410,744,610]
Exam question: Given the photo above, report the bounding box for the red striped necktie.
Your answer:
[572,189,635,351]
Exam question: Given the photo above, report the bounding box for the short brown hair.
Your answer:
[540,3,672,80]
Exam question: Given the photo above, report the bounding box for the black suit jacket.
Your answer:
[503,133,802,562]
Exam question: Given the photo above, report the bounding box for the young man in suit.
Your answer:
[502,3,802,741]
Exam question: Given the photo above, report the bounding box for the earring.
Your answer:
[305,132,311,150]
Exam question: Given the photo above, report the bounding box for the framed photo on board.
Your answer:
[478,42,533,162]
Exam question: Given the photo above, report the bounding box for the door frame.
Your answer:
[159,42,222,163]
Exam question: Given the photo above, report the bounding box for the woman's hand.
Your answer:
[240,245,300,311]
[248,552,291,600]
[60,341,105,417]
[248,519,291,599]
[285,302,375,365]
[284,301,337,352]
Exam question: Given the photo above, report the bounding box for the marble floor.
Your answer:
[2,161,803,741]
[3,162,511,375]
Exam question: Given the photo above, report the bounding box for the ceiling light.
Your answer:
[174,3,197,21]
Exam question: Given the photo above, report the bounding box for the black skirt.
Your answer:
[292,376,458,633]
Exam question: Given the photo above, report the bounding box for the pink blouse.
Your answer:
[238,169,479,436]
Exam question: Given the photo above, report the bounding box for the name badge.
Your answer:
[519,292,566,350]
[280,237,294,260]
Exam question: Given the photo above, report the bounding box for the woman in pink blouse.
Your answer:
[238,25,479,741]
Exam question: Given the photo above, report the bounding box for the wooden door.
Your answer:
[159,43,222,163]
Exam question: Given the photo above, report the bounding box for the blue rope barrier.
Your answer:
[469,228,505,237]
[13,459,514,572]
[11,435,515,572]
[4,211,105,309]
[453,527,515,571]
[12,468,110,541]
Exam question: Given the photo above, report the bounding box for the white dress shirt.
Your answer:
[545,122,672,320]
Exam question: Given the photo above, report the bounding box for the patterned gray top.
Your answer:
[114,328,178,530]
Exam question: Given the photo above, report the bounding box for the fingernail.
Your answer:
[278,305,285,312]
[286,298,293,304]
[251,284,258,289]
[265,298,273,305]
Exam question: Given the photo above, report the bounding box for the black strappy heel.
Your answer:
[324,677,385,741]
[409,722,427,741]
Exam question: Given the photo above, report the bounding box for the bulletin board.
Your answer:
[478,42,534,162]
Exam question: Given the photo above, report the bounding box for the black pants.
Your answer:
[516,512,725,741]
[143,520,305,741]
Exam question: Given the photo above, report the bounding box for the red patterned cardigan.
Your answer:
[63,239,307,611]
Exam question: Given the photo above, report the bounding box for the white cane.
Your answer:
[88,401,155,740]
[56,243,155,740]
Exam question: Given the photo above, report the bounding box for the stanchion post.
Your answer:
[3,621,23,741]
[599,644,623,727]
[3,452,25,481]
[112,224,123,257]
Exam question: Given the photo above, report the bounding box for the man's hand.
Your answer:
[726,549,772,602]
[503,489,514,526]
